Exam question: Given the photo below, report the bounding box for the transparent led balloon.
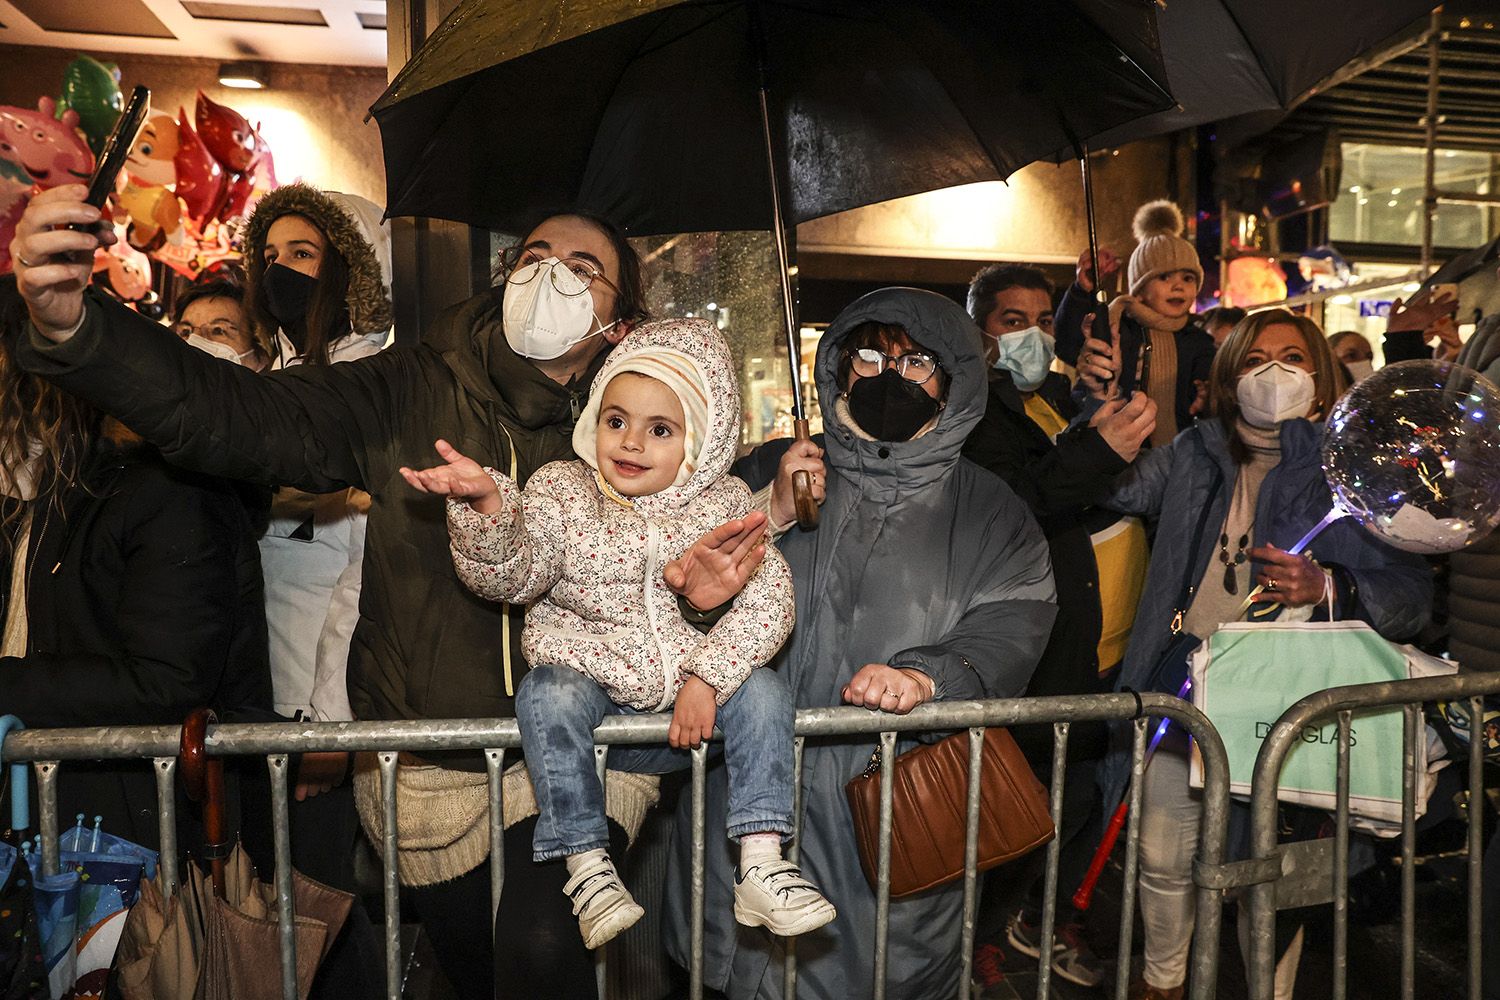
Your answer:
[1322,360,1500,554]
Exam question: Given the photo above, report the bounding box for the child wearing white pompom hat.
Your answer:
[1056,199,1217,447]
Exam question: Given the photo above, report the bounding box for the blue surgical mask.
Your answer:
[989,326,1056,392]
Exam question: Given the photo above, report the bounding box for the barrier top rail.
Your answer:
[1,690,1209,760]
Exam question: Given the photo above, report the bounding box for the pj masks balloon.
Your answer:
[59,56,124,155]
[125,112,180,188]
[0,97,94,188]
[195,91,258,173]
[173,110,224,227]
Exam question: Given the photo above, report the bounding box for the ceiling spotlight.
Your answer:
[218,61,269,89]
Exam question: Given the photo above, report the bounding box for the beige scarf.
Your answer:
[1110,297,1192,446]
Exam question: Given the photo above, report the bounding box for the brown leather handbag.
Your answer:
[845,727,1055,897]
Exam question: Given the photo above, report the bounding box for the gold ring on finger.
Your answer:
[16,254,41,268]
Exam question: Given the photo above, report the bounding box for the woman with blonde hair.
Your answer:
[1096,309,1432,999]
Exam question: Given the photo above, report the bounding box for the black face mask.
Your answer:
[845,368,941,442]
[262,262,318,346]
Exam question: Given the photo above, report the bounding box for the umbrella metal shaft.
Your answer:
[758,82,804,422]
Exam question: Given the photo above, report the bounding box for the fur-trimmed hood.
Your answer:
[243,183,393,340]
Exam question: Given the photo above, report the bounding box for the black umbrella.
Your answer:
[1069,0,1439,152]
[372,0,1174,524]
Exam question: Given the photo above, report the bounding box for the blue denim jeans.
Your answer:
[516,664,795,861]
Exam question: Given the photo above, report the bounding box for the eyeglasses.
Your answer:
[500,246,618,297]
[175,322,246,342]
[847,347,942,385]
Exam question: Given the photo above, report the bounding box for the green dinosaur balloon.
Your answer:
[58,56,124,155]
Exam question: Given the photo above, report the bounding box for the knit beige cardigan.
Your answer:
[353,757,659,887]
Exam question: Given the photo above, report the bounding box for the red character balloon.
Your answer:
[195,91,258,173]
[0,96,94,187]
[173,109,224,227]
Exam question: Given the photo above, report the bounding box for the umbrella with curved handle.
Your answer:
[179,708,227,899]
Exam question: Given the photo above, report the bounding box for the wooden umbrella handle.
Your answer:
[791,418,819,530]
[180,707,227,898]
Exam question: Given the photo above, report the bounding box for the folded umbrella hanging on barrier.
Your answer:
[0,717,46,1000]
[113,709,352,1000]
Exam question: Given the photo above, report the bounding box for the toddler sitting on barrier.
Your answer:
[400,319,834,949]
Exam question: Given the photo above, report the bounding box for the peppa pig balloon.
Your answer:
[173,110,224,227]
[125,112,179,188]
[195,91,257,173]
[59,56,124,155]
[0,97,94,189]
[0,158,32,273]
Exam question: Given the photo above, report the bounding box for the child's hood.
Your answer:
[572,318,742,515]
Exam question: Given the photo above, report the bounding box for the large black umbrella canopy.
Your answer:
[371,0,1174,236]
[1076,0,1438,152]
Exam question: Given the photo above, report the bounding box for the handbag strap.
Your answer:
[1168,469,1225,635]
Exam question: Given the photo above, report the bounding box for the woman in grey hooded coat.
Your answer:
[665,287,1057,998]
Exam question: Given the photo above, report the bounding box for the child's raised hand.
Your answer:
[669,675,718,749]
[399,439,502,515]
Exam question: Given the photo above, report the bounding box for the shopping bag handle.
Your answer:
[0,715,27,836]
[180,707,227,898]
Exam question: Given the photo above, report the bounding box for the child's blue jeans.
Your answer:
[515,663,795,861]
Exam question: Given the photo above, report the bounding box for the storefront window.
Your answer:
[1329,143,1494,247]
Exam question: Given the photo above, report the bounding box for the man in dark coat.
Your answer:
[962,264,1155,988]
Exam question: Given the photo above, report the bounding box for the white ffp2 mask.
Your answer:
[1236,360,1316,428]
[502,257,617,360]
[185,333,255,366]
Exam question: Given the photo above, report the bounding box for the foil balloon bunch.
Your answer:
[0,61,279,294]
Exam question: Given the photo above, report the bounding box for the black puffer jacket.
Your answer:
[0,437,269,727]
[962,370,1126,762]
[20,287,607,727]
[0,433,270,850]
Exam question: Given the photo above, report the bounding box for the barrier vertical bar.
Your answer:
[1470,695,1484,1000]
[379,751,401,1000]
[1401,704,1418,1000]
[34,761,59,875]
[873,729,897,1000]
[1038,722,1071,1000]
[486,748,506,946]
[1187,706,1230,1000]
[1113,719,1148,1000]
[154,756,179,896]
[1333,711,1352,1000]
[595,745,609,999]
[958,727,986,1000]
[784,735,805,1000]
[268,754,297,1000]
[690,742,707,1000]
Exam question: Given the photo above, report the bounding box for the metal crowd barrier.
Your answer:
[3,691,1232,1000]
[1243,670,1500,1000]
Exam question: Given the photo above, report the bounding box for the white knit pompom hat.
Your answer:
[1127,199,1203,296]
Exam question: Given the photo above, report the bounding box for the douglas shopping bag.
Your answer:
[1187,621,1455,827]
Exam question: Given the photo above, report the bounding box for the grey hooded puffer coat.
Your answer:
[664,287,1057,999]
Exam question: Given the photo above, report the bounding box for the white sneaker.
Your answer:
[733,860,837,936]
[563,854,644,949]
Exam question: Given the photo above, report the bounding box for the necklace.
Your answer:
[1218,531,1249,594]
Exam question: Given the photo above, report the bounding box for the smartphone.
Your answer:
[83,85,150,209]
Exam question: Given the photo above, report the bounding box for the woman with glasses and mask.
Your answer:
[665,286,1057,999]
[10,184,778,1000]
[172,277,267,370]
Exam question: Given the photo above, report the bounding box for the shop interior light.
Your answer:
[1331,294,1354,305]
[1404,282,1422,292]
[218,62,268,89]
